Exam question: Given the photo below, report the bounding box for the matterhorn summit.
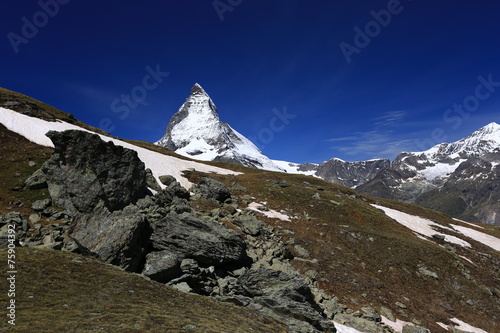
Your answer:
[155,84,284,171]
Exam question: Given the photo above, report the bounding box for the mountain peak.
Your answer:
[155,85,284,172]
[191,83,207,96]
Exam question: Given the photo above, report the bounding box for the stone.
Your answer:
[150,212,246,266]
[395,302,407,309]
[195,177,231,203]
[235,267,335,333]
[41,130,149,215]
[172,282,192,293]
[233,215,266,236]
[145,168,162,192]
[65,204,150,271]
[32,199,52,211]
[29,214,41,223]
[294,245,310,258]
[402,325,431,333]
[380,306,395,321]
[142,250,183,282]
[159,175,177,186]
[24,168,47,190]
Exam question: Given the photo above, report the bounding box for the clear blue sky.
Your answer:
[1,1,499,163]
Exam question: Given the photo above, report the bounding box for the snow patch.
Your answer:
[0,107,241,189]
[372,204,471,248]
[437,318,488,333]
[419,162,462,180]
[450,224,500,252]
[247,202,291,221]
[381,316,415,333]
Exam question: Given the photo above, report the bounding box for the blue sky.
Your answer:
[1,1,499,163]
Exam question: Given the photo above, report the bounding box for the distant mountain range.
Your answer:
[156,84,500,225]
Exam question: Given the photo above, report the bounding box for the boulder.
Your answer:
[31,199,52,211]
[142,250,183,282]
[232,215,266,236]
[65,204,150,271]
[24,168,47,189]
[41,130,149,215]
[150,212,246,266]
[195,177,231,203]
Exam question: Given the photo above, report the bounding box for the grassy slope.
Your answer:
[1,87,500,332]
[0,248,287,332]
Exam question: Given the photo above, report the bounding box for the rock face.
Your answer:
[66,204,150,271]
[40,130,149,215]
[313,158,390,188]
[150,212,246,266]
[359,122,500,225]
[155,84,284,172]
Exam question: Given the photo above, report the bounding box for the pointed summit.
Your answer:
[191,83,207,96]
[155,84,284,171]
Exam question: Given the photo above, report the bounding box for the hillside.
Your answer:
[0,88,499,333]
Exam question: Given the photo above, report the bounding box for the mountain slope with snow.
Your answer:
[359,122,500,225]
[0,107,240,189]
[156,84,284,172]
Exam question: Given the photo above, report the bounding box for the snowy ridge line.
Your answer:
[0,107,241,189]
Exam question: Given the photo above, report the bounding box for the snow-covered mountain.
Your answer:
[155,84,284,172]
[358,122,500,225]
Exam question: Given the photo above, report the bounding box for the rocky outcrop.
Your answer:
[38,130,149,215]
[150,212,246,266]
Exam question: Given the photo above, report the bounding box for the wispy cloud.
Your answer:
[326,111,412,160]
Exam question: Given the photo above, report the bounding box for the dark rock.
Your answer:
[41,130,149,215]
[145,168,162,192]
[234,267,335,333]
[31,199,52,211]
[24,168,47,189]
[142,250,183,282]
[233,215,266,236]
[159,175,177,186]
[150,212,246,266]
[65,204,150,271]
[195,177,231,203]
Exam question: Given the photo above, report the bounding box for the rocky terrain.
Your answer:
[1,88,499,332]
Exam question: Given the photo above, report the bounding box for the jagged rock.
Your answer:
[380,306,395,321]
[194,177,231,203]
[64,204,150,271]
[145,168,162,192]
[142,250,183,282]
[233,215,266,236]
[402,325,430,333]
[40,130,149,215]
[24,168,47,189]
[150,212,246,266]
[232,267,335,333]
[334,313,387,333]
[31,199,52,211]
